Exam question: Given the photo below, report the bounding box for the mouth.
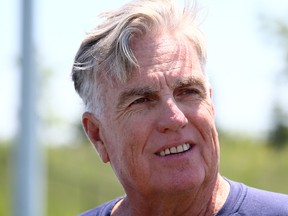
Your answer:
[156,143,192,157]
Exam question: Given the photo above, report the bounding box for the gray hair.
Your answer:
[72,0,207,116]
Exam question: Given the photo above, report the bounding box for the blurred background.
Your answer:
[1,0,288,215]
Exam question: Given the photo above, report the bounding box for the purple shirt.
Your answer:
[79,178,288,216]
[217,178,288,215]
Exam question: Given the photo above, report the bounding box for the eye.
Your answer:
[178,88,200,96]
[130,97,150,106]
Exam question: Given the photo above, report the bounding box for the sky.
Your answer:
[1,0,288,144]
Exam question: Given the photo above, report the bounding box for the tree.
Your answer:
[264,18,288,149]
[268,105,288,149]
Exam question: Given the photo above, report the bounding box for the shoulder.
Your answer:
[217,178,288,216]
[78,197,123,216]
[242,184,288,214]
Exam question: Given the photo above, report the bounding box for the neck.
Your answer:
[112,175,230,216]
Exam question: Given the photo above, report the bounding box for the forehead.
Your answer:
[99,33,206,116]
[122,33,205,88]
[102,34,205,100]
[131,33,200,76]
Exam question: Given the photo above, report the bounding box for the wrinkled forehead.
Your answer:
[96,35,207,101]
[100,33,206,94]
[98,34,208,114]
[131,33,202,76]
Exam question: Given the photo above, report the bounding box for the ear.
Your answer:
[82,112,110,163]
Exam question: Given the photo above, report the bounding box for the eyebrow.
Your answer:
[172,76,207,91]
[117,86,158,108]
[116,76,207,108]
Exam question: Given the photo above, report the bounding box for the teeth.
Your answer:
[183,144,189,151]
[159,144,191,157]
[165,149,170,155]
[177,145,183,153]
[170,147,177,154]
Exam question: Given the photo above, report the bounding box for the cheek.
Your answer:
[196,104,218,149]
[111,116,156,176]
[188,101,215,131]
[191,102,219,164]
[107,131,153,190]
[104,120,147,165]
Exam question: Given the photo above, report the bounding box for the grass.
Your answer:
[1,135,288,215]
[0,144,12,216]
[219,134,288,193]
[47,144,124,216]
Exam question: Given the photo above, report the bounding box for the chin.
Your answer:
[154,173,207,194]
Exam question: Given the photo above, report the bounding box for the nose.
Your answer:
[157,98,188,133]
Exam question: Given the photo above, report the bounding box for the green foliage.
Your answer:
[1,136,288,215]
[261,16,288,150]
[0,144,12,216]
[268,105,288,149]
[47,144,124,216]
[219,134,288,193]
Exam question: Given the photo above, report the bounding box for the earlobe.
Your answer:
[82,112,110,163]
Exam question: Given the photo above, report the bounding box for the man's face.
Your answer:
[87,33,219,197]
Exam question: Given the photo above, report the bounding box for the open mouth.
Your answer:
[157,143,192,157]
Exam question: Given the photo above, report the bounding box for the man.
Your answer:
[72,0,288,215]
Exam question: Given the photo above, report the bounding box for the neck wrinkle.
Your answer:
[113,175,229,216]
[111,174,230,216]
